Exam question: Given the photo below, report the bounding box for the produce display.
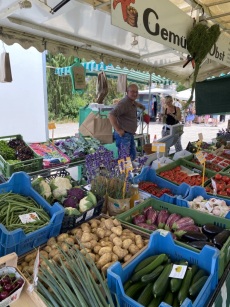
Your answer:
[158,166,208,186]
[18,217,149,279]
[188,196,230,217]
[124,253,210,306]
[205,173,230,197]
[0,272,24,301]
[54,136,100,160]
[138,181,174,198]
[0,192,50,233]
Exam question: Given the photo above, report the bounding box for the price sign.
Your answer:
[48,122,56,130]
[198,133,203,142]
[196,151,206,164]
[118,157,133,174]
[152,142,166,153]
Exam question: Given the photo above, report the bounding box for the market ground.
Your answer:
[52,118,229,152]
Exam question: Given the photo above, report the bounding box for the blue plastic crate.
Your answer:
[0,172,64,256]
[176,185,230,219]
[107,231,219,307]
[133,166,190,204]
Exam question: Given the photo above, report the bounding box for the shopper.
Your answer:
[108,84,145,160]
[212,114,219,127]
[161,95,183,152]
[204,115,210,126]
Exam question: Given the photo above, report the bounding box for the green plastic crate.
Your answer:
[117,198,230,279]
[0,135,43,178]
[156,157,216,185]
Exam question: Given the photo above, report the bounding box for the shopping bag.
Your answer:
[0,52,12,83]
[93,115,113,144]
[79,112,113,144]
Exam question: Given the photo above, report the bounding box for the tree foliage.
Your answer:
[46,53,146,122]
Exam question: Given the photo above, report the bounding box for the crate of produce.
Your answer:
[107,231,219,307]
[0,171,64,256]
[117,197,229,279]
[177,185,230,218]
[0,253,25,307]
[133,166,190,204]
[204,172,230,199]
[156,158,215,186]
[0,135,43,178]
[29,141,71,168]
[151,156,173,170]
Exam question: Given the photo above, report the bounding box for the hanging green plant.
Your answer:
[185,22,220,108]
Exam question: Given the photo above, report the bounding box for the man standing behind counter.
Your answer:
[108,84,145,161]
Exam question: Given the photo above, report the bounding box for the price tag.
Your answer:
[118,157,133,173]
[152,142,166,153]
[195,151,206,164]
[169,264,187,279]
[85,208,94,220]
[205,201,213,213]
[19,212,40,224]
[198,133,203,141]
[48,122,56,130]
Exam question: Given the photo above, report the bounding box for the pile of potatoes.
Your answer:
[18,216,149,278]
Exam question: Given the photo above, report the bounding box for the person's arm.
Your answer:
[108,113,124,136]
[135,101,145,110]
[175,107,182,121]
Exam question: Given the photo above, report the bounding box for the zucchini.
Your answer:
[134,255,158,273]
[177,267,193,305]
[141,265,165,283]
[123,280,132,291]
[192,269,207,284]
[153,263,173,298]
[131,253,168,283]
[147,296,163,307]
[172,296,180,307]
[137,282,154,306]
[125,282,145,299]
[163,290,173,305]
[189,275,209,297]
[170,260,188,293]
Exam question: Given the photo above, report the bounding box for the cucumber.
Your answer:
[123,279,132,291]
[189,275,209,297]
[172,296,180,307]
[163,290,173,305]
[141,265,165,283]
[134,255,158,273]
[137,282,154,306]
[170,260,188,293]
[147,296,163,307]
[192,269,207,284]
[131,253,168,283]
[177,267,193,305]
[125,282,145,299]
[153,263,173,298]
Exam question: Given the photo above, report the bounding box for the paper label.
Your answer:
[85,208,94,220]
[157,229,168,237]
[118,157,133,173]
[198,133,203,141]
[195,151,206,164]
[19,212,40,224]
[33,249,40,287]
[169,264,187,279]
[152,142,166,153]
[205,201,213,213]
[84,184,91,191]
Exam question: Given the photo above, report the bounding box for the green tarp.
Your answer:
[196,74,230,115]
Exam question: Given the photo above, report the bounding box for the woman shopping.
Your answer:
[161,95,183,152]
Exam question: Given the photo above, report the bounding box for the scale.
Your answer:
[144,123,184,166]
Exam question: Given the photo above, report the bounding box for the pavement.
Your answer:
[52,119,229,151]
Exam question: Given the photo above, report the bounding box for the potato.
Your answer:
[111,253,118,262]
[101,262,114,276]
[111,226,122,236]
[72,244,80,250]
[57,233,69,242]
[89,219,100,228]
[104,218,114,230]
[65,237,75,246]
[47,237,57,246]
[135,235,144,249]
[81,222,90,230]
[90,239,98,248]
[112,237,123,247]
[113,246,128,260]
[81,233,94,243]
[21,261,29,268]
[122,239,133,249]
[40,250,49,259]
[24,253,36,263]
[44,246,52,253]
[85,253,96,262]
[98,246,112,256]
[104,230,112,237]
[61,242,70,252]
[17,265,22,271]
[112,219,121,226]
[49,249,60,258]
[29,259,35,267]
[91,234,99,241]
[95,254,100,262]
[96,228,105,239]
[97,253,112,269]
[100,240,113,248]
[71,228,83,239]
[128,244,139,255]
[80,248,91,255]
[93,244,102,254]
[124,254,132,262]
[109,233,117,242]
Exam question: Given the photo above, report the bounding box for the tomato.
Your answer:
[222,176,230,183]
[214,173,222,181]
[219,190,228,196]
[226,188,230,196]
